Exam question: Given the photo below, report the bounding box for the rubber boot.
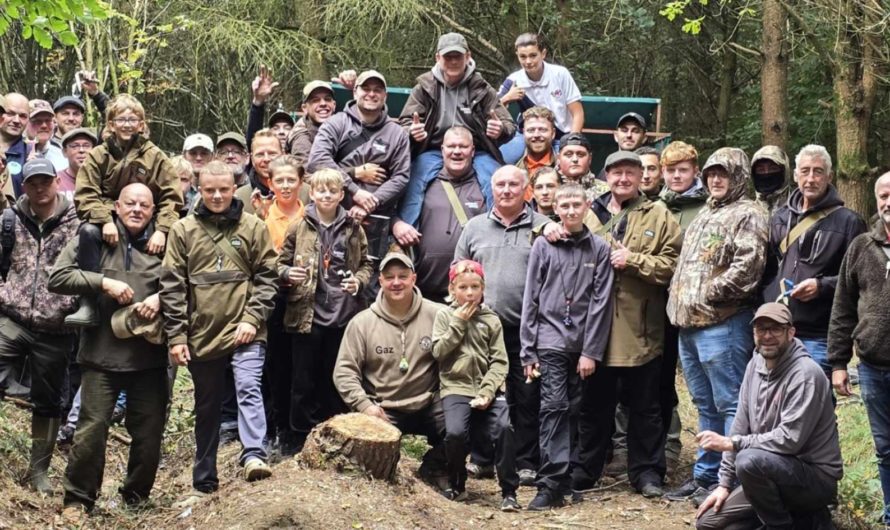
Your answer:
[64,296,99,327]
[28,416,60,494]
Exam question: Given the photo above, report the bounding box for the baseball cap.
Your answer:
[302,80,333,103]
[183,133,214,152]
[268,109,295,127]
[380,252,414,272]
[22,159,56,182]
[356,70,387,89]
[111,305,166,345]
[751,303,793,326]
[29,99,54,119]
[437,32,468,55]
[449,260,484,282]
[61,127,98,147]
[216,132,247,150]
[53,95,86,113]
[617,112,647,130]
[559,132,591,153]
[604,151,643,172]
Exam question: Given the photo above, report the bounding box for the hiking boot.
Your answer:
[440,488,468,501]
[692,484,718,508]
[244,457,272,482]
[64,297,99,327]
[664,477,710,501]
[640,482,665,498]
[28,416,60,494]
[500,494,521,512]
[466,462,495,479]
[61,504,87,525]
[570,490,586,504]
[418,461,449,491]
[603,452,628,477]
[172,490,209,509]
[518,468,537,487]
[527,488,565,511]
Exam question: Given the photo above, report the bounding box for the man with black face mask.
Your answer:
[751,146,791,216]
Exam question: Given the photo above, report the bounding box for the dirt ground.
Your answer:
[0,375,867,529]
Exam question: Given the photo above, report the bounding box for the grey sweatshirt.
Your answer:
[718,339,843,488]
[307,101,411,214]
[520,228,614,365]
[454,205,551,327]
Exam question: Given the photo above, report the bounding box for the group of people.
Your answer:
[0,28,888,529]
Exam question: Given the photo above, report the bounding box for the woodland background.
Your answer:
[1,0,888,214]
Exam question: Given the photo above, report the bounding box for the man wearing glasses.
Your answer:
[215,132,250,187]
[57,128,98,199]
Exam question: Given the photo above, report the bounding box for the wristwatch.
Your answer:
[731,435,743,452]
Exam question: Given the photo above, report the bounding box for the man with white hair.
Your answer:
[829,171,890,527]
[762,144,866,384]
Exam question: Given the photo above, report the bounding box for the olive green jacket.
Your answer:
[160,199,278,360]
[75,135,182,233]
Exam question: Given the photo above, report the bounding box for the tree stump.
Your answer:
[299,413,402,482]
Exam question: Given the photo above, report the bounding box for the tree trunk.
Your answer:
[760,0,788,149]
[299,413,402,482]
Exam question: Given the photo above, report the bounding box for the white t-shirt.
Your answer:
[500,62,582,134]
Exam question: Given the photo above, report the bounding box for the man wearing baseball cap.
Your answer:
[58,127,98,198]
[696,302,840,529]
[182,133,214,177]
[614,112,648,151]
[0,158,80,494]
[287,79,337,164]
[215,132,250,186]
[557,132,609,203]
[334,251,449,489]
[52,96,87,146]
[308,69,410,301]
[398,32,516,229]
[28,99,68,173]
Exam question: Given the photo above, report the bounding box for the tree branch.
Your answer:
[777,0,835,67]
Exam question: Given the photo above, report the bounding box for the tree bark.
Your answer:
[299,413,402,482]
[760,0,789,149]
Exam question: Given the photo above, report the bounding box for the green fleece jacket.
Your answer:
[432,304,508,402]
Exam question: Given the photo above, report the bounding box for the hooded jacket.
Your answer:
[307,101,411,214]
[751,145,792,216]
[828,219,890,370]
[160,198,278,360]
[277,204,372,334]
[287,116,321,165]
[334,286,444,413]
[658,177,708,233]
[0,194,79,334]
[398,61,515,162]
[762,186,866,337]
[432,303,508,402]
[75,134,182,233]
[48,220,167,371]
[588,194,682,367]
[719,339,843,488]
[667,148,769,329]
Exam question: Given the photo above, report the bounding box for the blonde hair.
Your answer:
[104,94,149,139]
[660,141,698,168]
[169,155,194,178]
[268,155,305,179]
[523,106,555,126]
[197,160,234,185]
[251,128,281,153]
[554,182,586,202]
[308,168,344,191]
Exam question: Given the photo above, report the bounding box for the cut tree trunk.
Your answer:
[299,413,402,482]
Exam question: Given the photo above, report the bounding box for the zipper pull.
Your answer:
[885,261,889,279]
[216,254,223,272]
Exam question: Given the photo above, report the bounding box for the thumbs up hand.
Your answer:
[610,239,630,270]
[486,109,503,140]
[409,112,427,143]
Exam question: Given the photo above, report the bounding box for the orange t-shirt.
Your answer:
[522,151,554,201]
[265,199,304,252]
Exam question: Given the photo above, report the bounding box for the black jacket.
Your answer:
[762,186,866,337]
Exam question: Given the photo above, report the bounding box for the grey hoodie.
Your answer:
[430,61,476,146]
[334,286,444,413]
[718,338,843,488]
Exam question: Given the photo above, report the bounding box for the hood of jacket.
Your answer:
[13,192,74,226]
[702,147,751,208]
[753,337,809,379]
[787,184,844,215]
[659,177,708,206]
[195,196,245,224]
[303,202,348,231]
[371,285,425,326]
[751,145,792,196]
[343,100,391,130]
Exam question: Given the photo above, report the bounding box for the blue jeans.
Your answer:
[857,361,890,524]
[678,310,753,485]
[398,150,499,226]
[799,337,831,381]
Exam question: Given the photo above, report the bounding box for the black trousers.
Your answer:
[0,315,74,417]
[573,357,665,491]
[289,323,347,444]
[77,222,103,273]
[537,349,582,493]
[697,448,837,530]
[443,394,519,496]
[502,325,540,471]
[263,293,291,439]
[63,367,168,510]
[659,322,681,457]
[386,399,448,473]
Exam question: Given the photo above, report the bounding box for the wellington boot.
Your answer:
[28,416,60,494]
[64,297,99,327]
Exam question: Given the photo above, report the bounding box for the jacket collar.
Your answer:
[195,197,245,223]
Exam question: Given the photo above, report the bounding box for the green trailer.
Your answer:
[330,84,671,168]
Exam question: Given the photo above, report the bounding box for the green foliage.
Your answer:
[836,398,885,526]
[0,0,110,48]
